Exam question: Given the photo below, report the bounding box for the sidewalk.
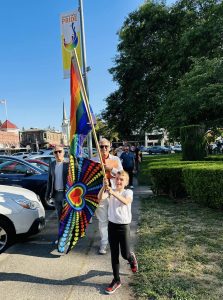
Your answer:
[0,180,152,300]
[57,179,152,300]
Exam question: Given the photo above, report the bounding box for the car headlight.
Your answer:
[15,199,38,210]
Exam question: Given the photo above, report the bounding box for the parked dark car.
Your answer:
[147,146,170,155]
[0,156,53,209]
[25,159,49,172]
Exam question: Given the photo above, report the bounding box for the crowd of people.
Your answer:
[45,139,141,294]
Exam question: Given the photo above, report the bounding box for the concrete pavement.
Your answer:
[0,180,152,300]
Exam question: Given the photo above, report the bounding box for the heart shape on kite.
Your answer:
[66,182,86,211]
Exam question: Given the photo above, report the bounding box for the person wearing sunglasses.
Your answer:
[45,145,69,243]
[92,138,123,254]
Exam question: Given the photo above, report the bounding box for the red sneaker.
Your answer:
[105,279,121,294]
[129,252,138,273]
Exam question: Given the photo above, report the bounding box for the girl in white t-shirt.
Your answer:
[98,170,138,294]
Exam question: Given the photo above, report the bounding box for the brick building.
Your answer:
[0,120,20,149]
[21,128,63,150]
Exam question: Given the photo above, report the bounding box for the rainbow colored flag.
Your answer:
[57,54,103,254]
[69,56,92,157]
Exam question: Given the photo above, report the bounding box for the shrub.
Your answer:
[149,164,187,198]
[140,155,223,208]
[183,165,223,208]
[205,155,223,161]
[180,125,206,161]
[138,155,182,185]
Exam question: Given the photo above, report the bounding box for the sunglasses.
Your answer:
[100,145,109,149]
[54,150,62,154]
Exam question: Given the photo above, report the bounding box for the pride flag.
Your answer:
[57,54,103,254]
[69,55,92,156]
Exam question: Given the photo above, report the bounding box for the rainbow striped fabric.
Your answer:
[70,56,92,157]
[57,55,103,254]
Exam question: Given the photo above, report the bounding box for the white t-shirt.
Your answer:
[108,189,133,224]
[54,162,64,190]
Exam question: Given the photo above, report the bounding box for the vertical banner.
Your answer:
[60,10,82,79]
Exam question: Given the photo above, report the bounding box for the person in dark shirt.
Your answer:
[120,145,135,189]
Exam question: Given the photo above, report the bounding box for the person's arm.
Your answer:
[45,163,53,200]
[108,157,123,176]
[107,187,133,205]
[98,177,109,201]
[114,157,123,172]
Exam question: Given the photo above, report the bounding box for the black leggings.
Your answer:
[108,221,131,282]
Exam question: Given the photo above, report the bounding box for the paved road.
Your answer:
[0,183,151,300]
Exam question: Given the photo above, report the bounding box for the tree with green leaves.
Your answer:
[102,0,223,140]
[94,115,120,142]
[159,57,223,137]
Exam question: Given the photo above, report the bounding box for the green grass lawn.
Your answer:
[132,196,223,300]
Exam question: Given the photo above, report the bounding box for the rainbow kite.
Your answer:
[58,155,103,253]
[58,53,103,254]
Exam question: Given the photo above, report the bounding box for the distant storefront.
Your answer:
[21,128,63,150]
[145,128,168,146]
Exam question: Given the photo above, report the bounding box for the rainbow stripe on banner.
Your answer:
[69,56,92,157]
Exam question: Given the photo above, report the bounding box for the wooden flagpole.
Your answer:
[72,49,106,177]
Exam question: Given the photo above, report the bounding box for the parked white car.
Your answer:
[0,185,45,253]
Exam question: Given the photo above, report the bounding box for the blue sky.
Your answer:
[0,0,175,131]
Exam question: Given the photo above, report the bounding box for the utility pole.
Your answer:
[78,0,93,158]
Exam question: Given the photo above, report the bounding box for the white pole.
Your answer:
[4,100,8,120]
[0,99,8,120]
[78,0,93,158]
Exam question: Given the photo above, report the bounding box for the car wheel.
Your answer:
[0,219,15,253]
[148,151,152,155]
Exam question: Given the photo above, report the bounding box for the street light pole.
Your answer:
[78,0,93,158]
[0,99,8,121]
